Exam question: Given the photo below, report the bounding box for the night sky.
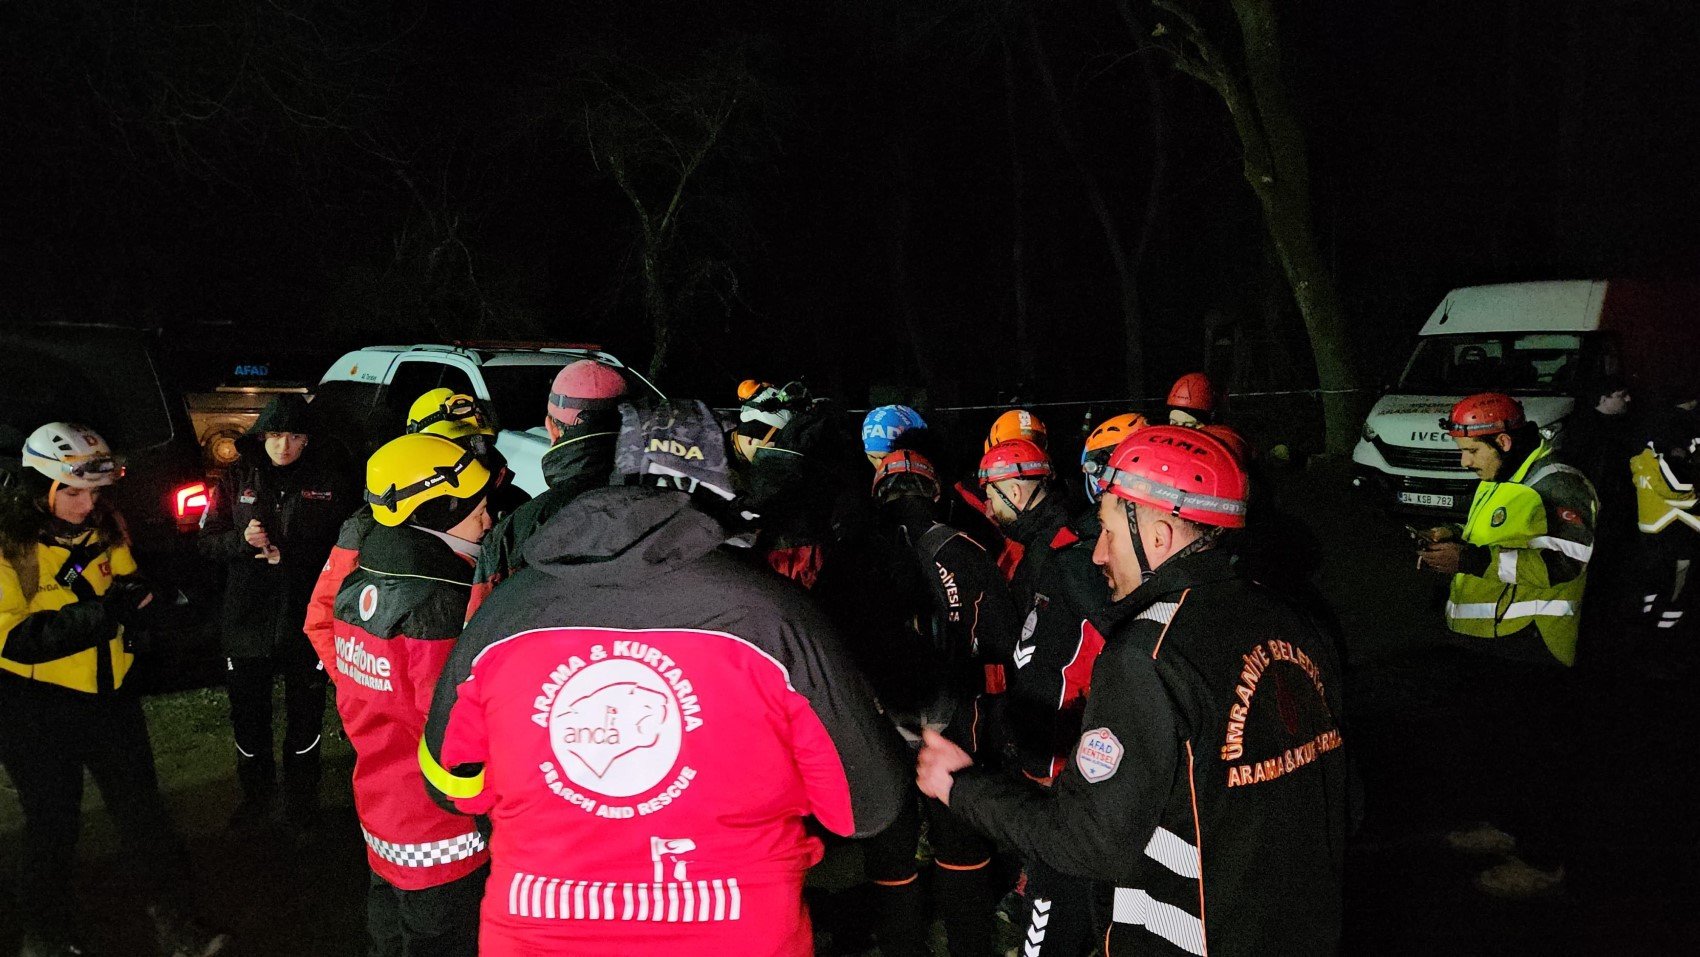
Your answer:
[4,0,1698,405]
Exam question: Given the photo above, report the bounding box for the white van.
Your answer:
[1352,279,1696,516]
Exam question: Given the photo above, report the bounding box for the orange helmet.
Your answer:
[1167,373,1217,414]
[736,379,770,402]
[1200,423,1253,463]
[1442,392,1526,438]
[872,449,941,498]
[977,439,1052,487]
[1098,426,1248,528]
[1084,413,1150,456]
[984,409,1048,453]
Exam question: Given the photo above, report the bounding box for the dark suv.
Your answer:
[0,324,221,689]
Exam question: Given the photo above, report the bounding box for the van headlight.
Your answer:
[1361,422,1378,442]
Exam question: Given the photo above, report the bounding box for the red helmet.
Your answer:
[1098,425,1248,528]
[548,360,629,427]
[872,449,940,496]
[1167,372,1217,413]
[1200,423,1253,463]
[977,439,1052,487]
[984,409,1049,453]
[1442,392,1525,438]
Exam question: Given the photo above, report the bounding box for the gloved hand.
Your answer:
[105,575,164,628]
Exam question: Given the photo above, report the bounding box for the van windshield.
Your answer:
[1395,333,1586,395]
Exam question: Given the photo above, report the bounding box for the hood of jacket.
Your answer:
[246,394,314,436]
[541,422,619,498]
[519,485,727,587]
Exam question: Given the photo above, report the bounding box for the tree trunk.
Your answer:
[1229,0,1363,453]
[1027,17,1144,399]
[642,247,671,380]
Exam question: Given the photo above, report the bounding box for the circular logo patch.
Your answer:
[549,658,683,798]
[1490,507,1508,528]
[357,584,379,622]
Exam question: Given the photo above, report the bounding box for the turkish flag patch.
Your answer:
[1558,507,1582,525]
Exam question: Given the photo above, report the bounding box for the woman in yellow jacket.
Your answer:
[0,422,228,957]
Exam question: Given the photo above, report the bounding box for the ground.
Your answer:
[3,459,1697,955]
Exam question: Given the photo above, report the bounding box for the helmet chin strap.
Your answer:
[1124,500,1156,584]
[1124,500,1218,585]
[989,481,1028,522]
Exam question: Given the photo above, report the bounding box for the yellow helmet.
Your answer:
[406,388,492,437]
[364,433,492,528]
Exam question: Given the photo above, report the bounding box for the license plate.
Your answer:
[1397,492,1454,508]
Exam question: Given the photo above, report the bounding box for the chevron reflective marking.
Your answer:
[1013,641,1036,669]
[1023,897,1052,956]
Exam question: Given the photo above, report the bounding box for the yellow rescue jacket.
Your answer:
[0,531,138,693]
[1446,442,1597,666]
[1631,446,1700,535]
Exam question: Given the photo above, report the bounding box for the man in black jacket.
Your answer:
[464,359,628,617]
[976,438,1112,956]
[858,449,1018,957]
[199,395,356,829]
[922,426,1348,956]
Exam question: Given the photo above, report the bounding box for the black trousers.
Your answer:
[366,864,487,957]
[863,790,996,957]
[0,676,193,938]
[1438,641,1577,868]
[1016,859,1102,957]
[226,643,327,809]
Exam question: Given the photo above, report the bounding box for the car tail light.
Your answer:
[174,481,209,524]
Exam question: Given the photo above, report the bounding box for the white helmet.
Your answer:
[22,422,123,488]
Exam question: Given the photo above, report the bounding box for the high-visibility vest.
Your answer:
[1446,443,1592,666]
[0,534,138,693]
[1630,446,1700,535]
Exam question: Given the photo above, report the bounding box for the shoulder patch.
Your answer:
[1557,506,1583,525]
[1076,727,1123,783]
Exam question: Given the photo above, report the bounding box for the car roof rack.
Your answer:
[448,339,603,352]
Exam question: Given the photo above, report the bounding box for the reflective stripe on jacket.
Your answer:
[1447,442,1597,666]
[1631,446,1700,535]
[0,536,137,693]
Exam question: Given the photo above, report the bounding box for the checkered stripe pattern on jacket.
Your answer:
[362,827,487,867]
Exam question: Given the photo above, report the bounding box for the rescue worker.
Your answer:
[420,400,908,957]
[861,404,927,468]
[466,359,628,616]
[1080,413,1148,505]
[920,425,1349,955]
[197,395,354,831]
[1165,372,1217,427]
[405,388,530,522]
[985,409,1048,453]
[735,381,864,589]
[860,449,1019,957]
[1627,412,1698,664]
[976,439,1112,956]
[1416,392,1597,897]
[1,423,230,957]
[306,433,495,956]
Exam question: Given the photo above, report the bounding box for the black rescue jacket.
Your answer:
[999,493,1112,782]
[466,421,618,617]
[198,433,355,657]
[951,547,1348,956]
